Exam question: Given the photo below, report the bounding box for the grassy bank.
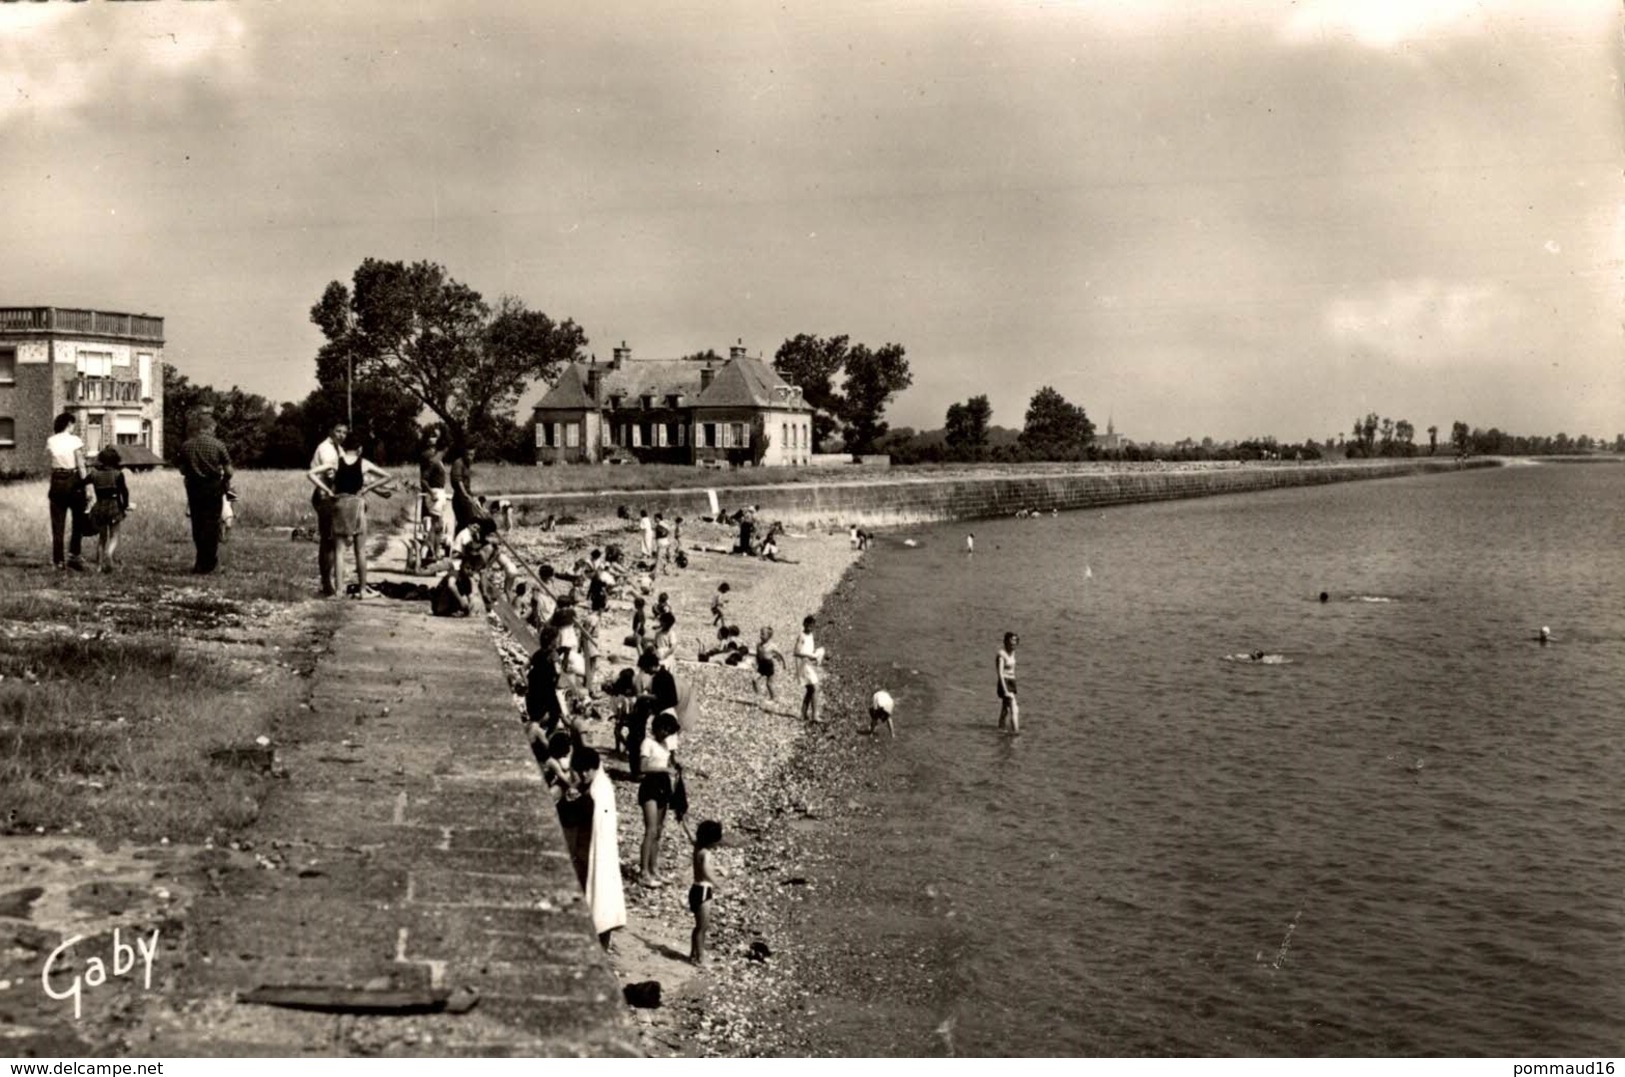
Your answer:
[0,469,399,842]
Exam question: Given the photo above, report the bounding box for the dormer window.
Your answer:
[641,394,654,410]
[667,394,683,408]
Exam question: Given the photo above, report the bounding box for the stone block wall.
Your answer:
[501,459,1498,529]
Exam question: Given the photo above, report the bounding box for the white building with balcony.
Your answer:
[0,307,165,473]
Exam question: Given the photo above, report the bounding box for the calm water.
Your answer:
[785,463,1625,1056]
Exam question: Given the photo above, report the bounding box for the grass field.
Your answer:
[0,469,400,842]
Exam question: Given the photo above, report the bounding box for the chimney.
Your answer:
[700,366,715,391]
[585,362,601,402]
[729,337,747,362]
[612,340,630,369]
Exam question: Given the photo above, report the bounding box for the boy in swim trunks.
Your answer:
[996,631,1019,735]
[689,819,724,965]
[752,626,786,703]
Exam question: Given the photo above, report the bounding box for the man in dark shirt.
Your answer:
[176,412,233,574]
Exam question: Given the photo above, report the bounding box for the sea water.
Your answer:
[785,462,1625,1056]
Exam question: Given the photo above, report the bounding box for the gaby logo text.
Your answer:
[41,928,159,1020]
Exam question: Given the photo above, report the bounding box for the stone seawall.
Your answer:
[503,459,1497,529]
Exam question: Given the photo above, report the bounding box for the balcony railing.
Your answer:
[64,377,145,405]
[0,307,163,341]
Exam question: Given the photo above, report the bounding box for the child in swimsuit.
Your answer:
[711,582,731,628]
[753,626,786,703]
[689,819,724,965]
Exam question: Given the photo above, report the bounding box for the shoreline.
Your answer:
[479,459,1506,1056]
[488,510,864,1056]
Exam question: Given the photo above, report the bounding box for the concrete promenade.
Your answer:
[158,538,637,1056]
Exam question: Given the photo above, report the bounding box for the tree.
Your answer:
[161,366,278,466]
[1427,425,1439,455]
[772,334,913,454]
[944,394,992,460]
[1378,417,1395,455]
[773,334,849,450]
[311,259,587,451]
[1019,386,1094,460]
[1451,420,1471,456]
[1394,419,1415,457]
[839,343,912,455]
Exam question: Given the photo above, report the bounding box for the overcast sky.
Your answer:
[3,0,1619,444]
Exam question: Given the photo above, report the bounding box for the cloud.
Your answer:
[1325,279,1517,359]
[0,3,250,128]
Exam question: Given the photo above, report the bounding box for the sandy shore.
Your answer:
[486,510,864,1055]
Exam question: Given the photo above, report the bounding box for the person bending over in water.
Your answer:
[869,689,896,738]
[996,632,1019,735]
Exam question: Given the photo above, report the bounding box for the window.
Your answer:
[632,424,643,448]
[116,433,139,446]
[141,419,152,447]
[656,424,668,448]
[720,423,732,448]
[137,354,153,400]
[732,422,747,446]
[0,417,13,447]
[535,423,548,448]
[641,395,653,410]
[565,423,579,448]
[0,347,14,384]
[703,423,716,448]
[782,423,788,454]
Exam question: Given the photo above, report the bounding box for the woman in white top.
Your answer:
[794,615,826,724]
[636,711,682,886]
[45,412,90,571]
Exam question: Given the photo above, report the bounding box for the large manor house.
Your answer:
[531,341,813,467]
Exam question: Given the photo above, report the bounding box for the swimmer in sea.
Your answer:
[1228,651,1288,664]
[966,533,974,555]
[1535,626,1552,645]
[996,632,1019,735]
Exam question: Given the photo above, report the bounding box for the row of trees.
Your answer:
[165,259,918,468]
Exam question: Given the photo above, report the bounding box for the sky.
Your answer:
[2,0,1620,445]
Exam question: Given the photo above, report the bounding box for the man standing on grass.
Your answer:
[44,411,89,572]
[308,420,347,596]
[176,411,233,575]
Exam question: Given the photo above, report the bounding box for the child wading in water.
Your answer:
[752,626,786,703]
[689,819,724,965]
[87,447,130,573]
[996,631,1020,735]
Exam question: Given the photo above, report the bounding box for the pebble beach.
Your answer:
[487,509,878,1056]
